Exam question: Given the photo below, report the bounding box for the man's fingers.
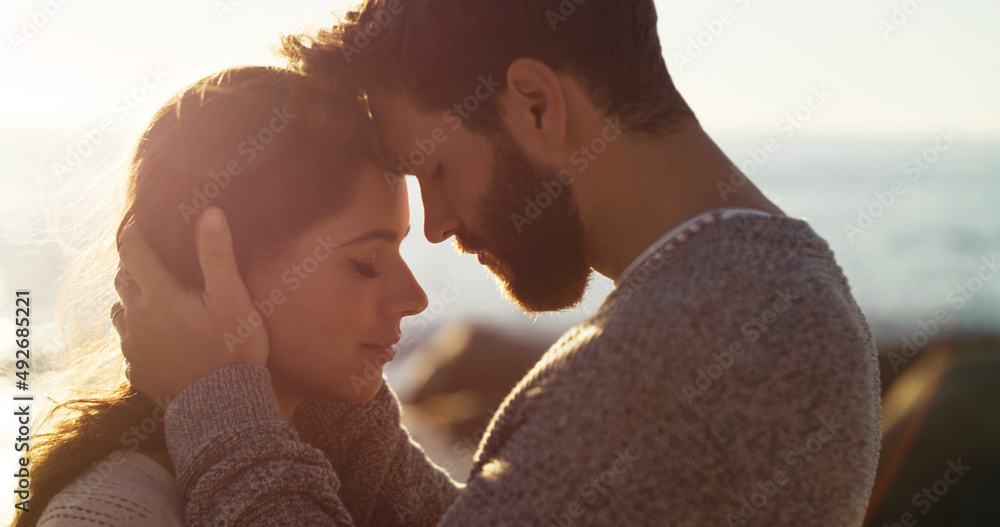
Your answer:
[196,208,248,300]
[118,223,178,299]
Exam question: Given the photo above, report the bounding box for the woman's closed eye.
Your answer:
[350,259,380,278]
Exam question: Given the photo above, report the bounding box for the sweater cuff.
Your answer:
[164,363,285,472]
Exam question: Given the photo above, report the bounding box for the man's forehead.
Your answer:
[369,90,427,126]
[367,93,406,170]
[368,90,440,166]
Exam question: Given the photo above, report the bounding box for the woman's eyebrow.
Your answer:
[340,225,411,246]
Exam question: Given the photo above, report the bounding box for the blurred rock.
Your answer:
[396,322,551,481]
[864,334,1000,526]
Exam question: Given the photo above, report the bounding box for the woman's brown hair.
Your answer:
[14,65,376,526]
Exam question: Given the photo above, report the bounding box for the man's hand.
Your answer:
[115,207,269,402]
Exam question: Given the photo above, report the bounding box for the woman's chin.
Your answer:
[270,367,384,406]
[327,382,381,404]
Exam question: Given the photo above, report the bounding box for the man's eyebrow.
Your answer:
[341,225,412,246]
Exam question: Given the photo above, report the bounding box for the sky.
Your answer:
[0,0,998,140]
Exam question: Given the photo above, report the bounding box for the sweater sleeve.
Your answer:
[292,382,462,526]
[164,365,356,526]
[164,364,461,527]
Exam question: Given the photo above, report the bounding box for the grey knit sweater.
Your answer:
[164,214,881,526]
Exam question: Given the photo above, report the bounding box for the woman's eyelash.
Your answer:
[350,260,380,278]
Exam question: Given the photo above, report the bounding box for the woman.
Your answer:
[18,65,429,526]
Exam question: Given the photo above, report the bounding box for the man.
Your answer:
[116,0,881,524]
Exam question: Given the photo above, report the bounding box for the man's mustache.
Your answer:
[454,230,485,255]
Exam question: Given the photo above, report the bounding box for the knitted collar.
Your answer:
[614,207,773,288]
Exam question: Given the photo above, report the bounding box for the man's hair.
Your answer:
[282,0,696,135]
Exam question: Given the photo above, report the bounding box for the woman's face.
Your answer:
[245,164,427,405]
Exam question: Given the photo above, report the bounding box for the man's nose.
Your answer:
[418,178,462,244]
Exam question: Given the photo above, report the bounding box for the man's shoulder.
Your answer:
[607,214,858,325]
[538,213,873,395]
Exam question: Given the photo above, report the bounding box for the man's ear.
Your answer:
[501,58,568,159]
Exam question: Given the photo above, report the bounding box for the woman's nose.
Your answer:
[390,261,428,318]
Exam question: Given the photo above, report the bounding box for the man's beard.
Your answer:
[454,131,592,313]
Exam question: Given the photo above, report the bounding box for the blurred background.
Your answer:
[1,0,998,524]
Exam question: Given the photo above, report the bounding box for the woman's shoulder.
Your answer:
[37,449,184,527]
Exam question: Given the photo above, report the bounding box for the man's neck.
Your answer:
[575,120,785,281]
